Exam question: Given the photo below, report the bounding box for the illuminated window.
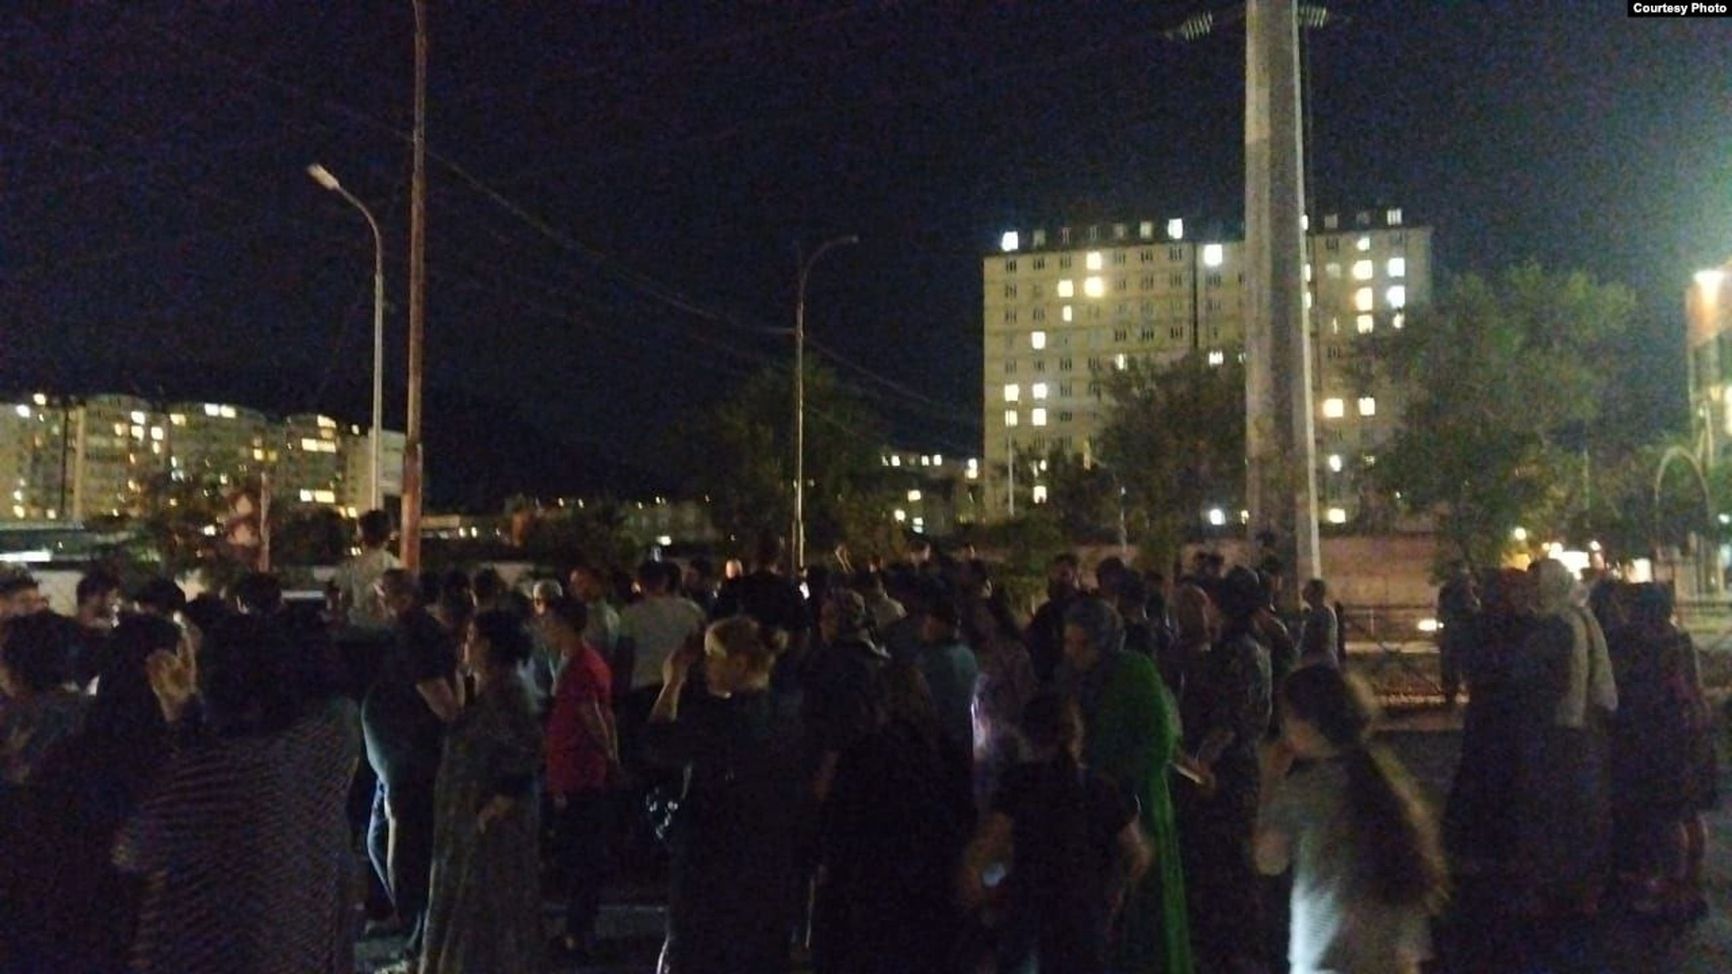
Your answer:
[1031,408,1048,427]
[907,489,922,502]
[1166,218,1184,240]
[1114,353,1128,370]
[1003,383,1020,402]
[1355,236,1371,252]
[1084,276,1105,298]
[1031,229,1046,247]
[170,413,186,426]
[1004,409,1019,427]
[203,403,222,417]
[1328,454,1343,472]
[1356,314,1374,334]
[1304,264,1313,282]
[1139,220,1154,239]
[1322,398,1345,419]
[1304,291,1314,311]
[129,425,144,440]
[1386,208,1402,226]
[1352,259,1374,281]
[893,509,907,523]
[1202,243,1224,267]
[1326,262,1341,279]
[1206,508,1226,527]
[1387,257,1406,278]
[1062,305,1073,322]
[1208,350,1225,366]
[12,405,29,419]
[1086,251,1103,271]
[1392,312,1406,330]
[1032,485,1049,504]
[1057,279,1075,298]
[1354,287,1374,312]
[129,410,146,424]
[1001,231,1020,252]
[1327,507,1348,524]
[1358,396,1377,417]
[1032,383,1049,400]
[1031,330,1047,350]
[1386,285,1407,309]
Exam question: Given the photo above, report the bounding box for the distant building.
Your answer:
[983,208,1433,525]
[0,392,402,523]
[879,448,984,537]
[1687,261,1732,466]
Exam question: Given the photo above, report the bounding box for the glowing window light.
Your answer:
[1358,396,1377,417]
[1032,383,1048,400]
[1167,218,1184,240]
[1322,398,1345,419]
[1356,236,1371,252]
[1327,507,1348,524]
[1352,260,1374,281]
[894,509,907,523]
[1387,257,1406,278]
[1207,508,1226,526]
[1032,485,1048,504]
[1031,408,1048,427]
[1202,243,1224,267]
[1062,305,1074,322]
[1355,287,1374,312]
[907,489,922,502]
[1328,454,1343,472]
[1057,279,1075,298]
[1003,384,1020,402]
[1357,315,1374,334]
[1084,276,1105,297]
[1004,409,1019,428]
[1001,231,1020,252]
[1386,285,1407,309]
[1086,251,1103,271]
[1031,330,1047,350]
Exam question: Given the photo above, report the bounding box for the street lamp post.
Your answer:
[307,163,386,511]
[793,235,858,573]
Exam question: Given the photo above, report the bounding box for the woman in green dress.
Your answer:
[1062,597,1194,974]
[420,610,544,974]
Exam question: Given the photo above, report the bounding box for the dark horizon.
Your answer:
[4,2,1728,508]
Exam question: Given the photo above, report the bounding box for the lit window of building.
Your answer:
[1207,508,1227,527]
[1304,263,1313,282]
[1322,398,1345,419]
[893,509,907,523]
[12,405,29,419]
[1001,231,1020,252]
[1062,305,1073,322]
[1327,507,1348,524]
[1386,208,1402,226]
[1355,236,1371,252]
[1208,350,1225,366]
[1354,287,1374,312]
[1031,408,1048,427]
[1358,396,1377,417]
[1084,276,1105,297]
[129,410,146,424]
[1139,220,1155,239]
[1328,454,1343,472]
[1387,257,1406,278]
[1086,251,1103,271]
[1304,291,1313,311]
[1032,382,1049,400]
[1352,260,1374,281]
[1326,262,1341,279]
[1386,285,1407,309]
[1057,279,1075,298]
[1356,314,1374,334]
[1031,229,1046,247]
[1030,330,1047,350]
[966,458,979,480]
[1392,312,1406,329]
[1032,485,1049,504]
[1004,410,1019,427]
[907,489,922,502]
[1003,383,1020,402]
[1114,353,1128,370]
[1202,243,1224,267]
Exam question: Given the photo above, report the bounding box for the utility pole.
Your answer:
[401,0,428,570]
[792,235,857,573]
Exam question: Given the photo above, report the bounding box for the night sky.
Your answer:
[3,2,1728,509]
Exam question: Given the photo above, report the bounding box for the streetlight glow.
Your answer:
[1696,268,1725,293]
[306,163,341,192]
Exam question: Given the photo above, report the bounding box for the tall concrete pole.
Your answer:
[1244,0,1321,588]
[401,0,428,570]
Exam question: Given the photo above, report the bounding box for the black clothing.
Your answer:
[993,758,1136,974]
[1026,594,1075,685]
[713,570,809,641]
[362,607,455,786]
[801,638,889,758]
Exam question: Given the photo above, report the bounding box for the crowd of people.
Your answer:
[0,513,1716,974]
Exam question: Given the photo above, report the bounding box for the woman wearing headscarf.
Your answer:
[1511,557,1617,916]
[1059,597,1193,974]
[1444,568,1534,874]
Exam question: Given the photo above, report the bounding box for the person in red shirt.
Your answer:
[538,596,618,962]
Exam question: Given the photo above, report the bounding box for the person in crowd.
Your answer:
[880,571,934,664]
[712,533,810,653]
[908,537,935,572]
[115,613,360,974]
[7,613,182,970]
[1119,571,1172,666]
[334,509,400,632]
[1255,665,1447,974]
[1511,557,1618,917]
[683,557,720,615]
[68,568,122,689]
[915,598,980,759]
[1059,597,1193,974]
[1298,578,1340,669]
[525,578,566,708]
[1026,553,1081,684]
[1164,583,1215,702]
[1605,583,1715,917]
[1177,567,1272,974]
[816,661,971,974]
[470,567,508,614]
[855,568,906,633]
[960,691,1152,974]
[130,576,187,620]
[0,611,84,786]
[230,570,285,617]
[362,569,461,961]
[962,597,1035,814]
[1436,562,1480,707]
[1096,555,1129,605]
[644,618,802,973]
[1254,570,1298,718]
[420,610,544,973]
[0,571,46,620]
[568,563,621,668]
[805,588,891,801]
[616,559,705,733]
[1443,568,1533,875]
[431,589,476,640]
[956,557,993,602]
[539,596,619,962]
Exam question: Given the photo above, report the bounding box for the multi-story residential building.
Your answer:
[0,393,401,523]
[880,448,984,537]
[1687,261,1732,466]
[982,208,1432,525]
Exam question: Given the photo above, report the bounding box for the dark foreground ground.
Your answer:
[360,653,1732,973]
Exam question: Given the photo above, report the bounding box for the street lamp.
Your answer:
[306,163,386,511]
[793,234,858,572]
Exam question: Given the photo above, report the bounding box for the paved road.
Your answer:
[358,717,1732,973]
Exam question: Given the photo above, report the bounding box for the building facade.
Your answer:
[1687,262,1732,466]
[982,208,1432,526]
[0,393,401,523]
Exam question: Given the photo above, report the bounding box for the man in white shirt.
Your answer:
[617,560,705,698]
[333,510,401,632]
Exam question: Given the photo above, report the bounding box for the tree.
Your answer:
[1365,264,1637,571]
[681,363,894,559]
[1095,352,1247,572]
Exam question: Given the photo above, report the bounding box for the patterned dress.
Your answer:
[420,673,544,974]
[114,697,360,974]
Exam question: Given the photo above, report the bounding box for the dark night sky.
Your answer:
[3,2,1728,508]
